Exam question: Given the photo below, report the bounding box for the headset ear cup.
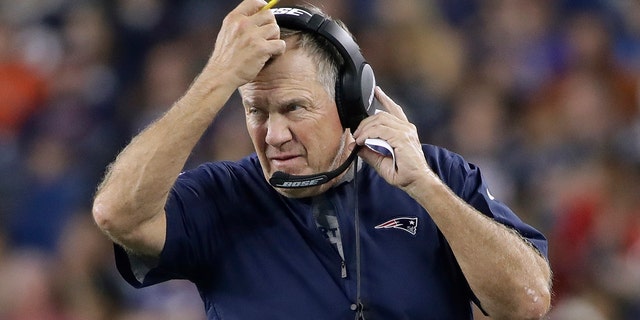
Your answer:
[336,68,369,131]
[335,73,349,129]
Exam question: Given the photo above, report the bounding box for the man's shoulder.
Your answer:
[421,143,466,167]
[421,143,457,156]
[179,153,265,186]
[193,153,261,174]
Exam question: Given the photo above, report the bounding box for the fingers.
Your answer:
[352,87,428,188]
[353,87,411,142]
[231,0,282,45]
[375,87,408,121]
[265,37,287,56]
[353,114,416,147]
[253,7,278,27]
[259,0,280,12]
[256,22,286,56]
[231,0,271,16]
[227,0,279,32]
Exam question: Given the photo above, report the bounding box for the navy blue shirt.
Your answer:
[115,144,548,319]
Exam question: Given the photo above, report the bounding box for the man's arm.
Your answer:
[92,0,285,257]
[406,174,551,319]
[353,87,551,319]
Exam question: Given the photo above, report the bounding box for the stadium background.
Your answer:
[1,0,639,319]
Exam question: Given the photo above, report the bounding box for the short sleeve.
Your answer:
[114,162,240,288]
[425,145,548,258]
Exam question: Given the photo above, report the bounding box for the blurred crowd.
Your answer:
[0,0,639,319]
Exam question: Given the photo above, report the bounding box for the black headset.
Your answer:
[268,6,377,188]
[272,7,378,130]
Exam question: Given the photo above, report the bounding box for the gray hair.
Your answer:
[278,5,350,100]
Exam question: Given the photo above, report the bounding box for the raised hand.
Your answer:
[205,0,286,88]
[353,87,435,192]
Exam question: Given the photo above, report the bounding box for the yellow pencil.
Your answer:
[260,0,279,11]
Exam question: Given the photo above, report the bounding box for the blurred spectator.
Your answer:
[548,155,640,319]
[52,211,121,320]
[367,0,466,143]
[6,127,88,252]
[0,20,50,223]
[0,250,63,320]
[0,22,48,138]
[127,38,201,131]
[6,2,118,253]
[188,96,256,167]
[559,9,637,123]
[612,0,640,72]
[470,0,556,103]
[446,79,516,203]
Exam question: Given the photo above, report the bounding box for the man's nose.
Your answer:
[265,114,293,147]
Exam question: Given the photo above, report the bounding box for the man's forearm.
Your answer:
[92,74,237,255]
[406,173,551,319]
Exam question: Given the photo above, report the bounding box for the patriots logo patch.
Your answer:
[374,217,418,235]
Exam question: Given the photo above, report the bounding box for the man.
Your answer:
[92,0,552,319]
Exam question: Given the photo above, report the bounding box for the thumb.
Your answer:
[357,145,387,172]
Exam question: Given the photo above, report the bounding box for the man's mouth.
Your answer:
[270,154,299,164]
[268,154,304,171]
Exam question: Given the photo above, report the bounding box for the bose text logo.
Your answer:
[278,177,324,188]
[271,8,309,17]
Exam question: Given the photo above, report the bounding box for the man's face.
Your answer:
[239,44,351,198]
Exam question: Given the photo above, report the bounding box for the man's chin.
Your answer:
[274,184,328,198]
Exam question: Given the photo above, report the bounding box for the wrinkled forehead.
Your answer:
[239,63,325,112]
[239,44,320,99]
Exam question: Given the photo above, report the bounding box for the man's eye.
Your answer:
[286,104,303,112]
[248,107,264,115]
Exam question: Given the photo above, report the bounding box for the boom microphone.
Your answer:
[269,146,361,188]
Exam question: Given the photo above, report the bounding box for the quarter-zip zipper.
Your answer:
[353,158,365,319]
[341,260,347,278]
